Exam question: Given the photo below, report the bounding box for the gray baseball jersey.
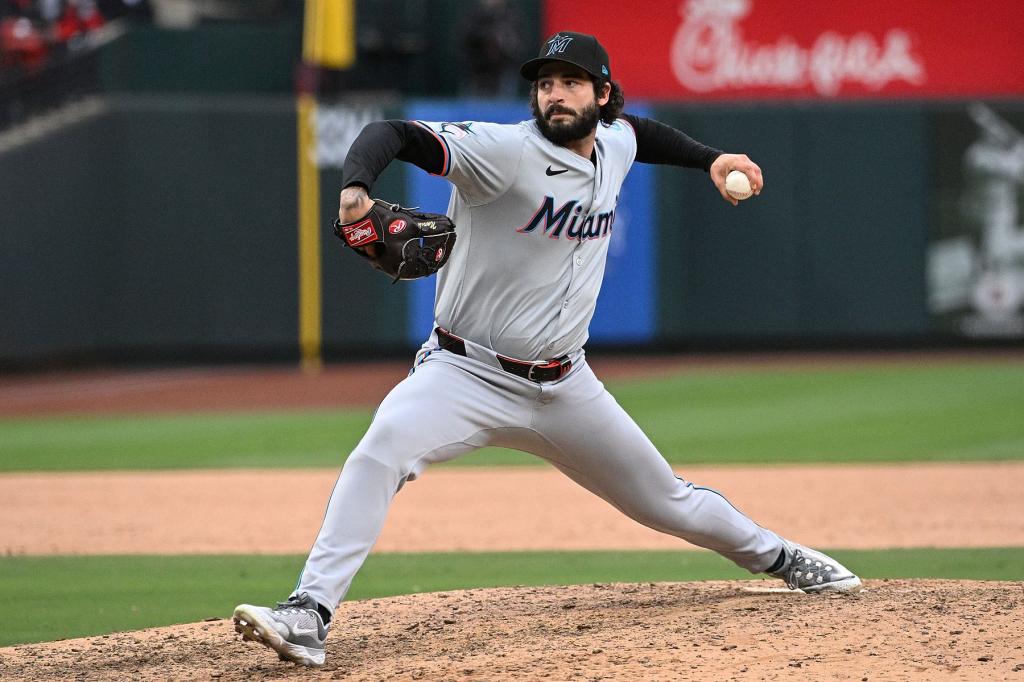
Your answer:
[413,117,636,361]
[292,116,787,614]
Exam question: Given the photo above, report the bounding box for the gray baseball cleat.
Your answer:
[233,592,328,667]
[769,542,862,593]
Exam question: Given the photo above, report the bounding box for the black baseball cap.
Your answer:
[520,31,611,82]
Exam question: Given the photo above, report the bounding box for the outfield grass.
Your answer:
[0,410,373,471]
[2,548,1022,646]
[1,362,1022,471]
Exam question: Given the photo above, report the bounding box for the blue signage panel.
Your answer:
[404,100,655,349]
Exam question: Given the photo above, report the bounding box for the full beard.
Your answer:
[533,102,601,145]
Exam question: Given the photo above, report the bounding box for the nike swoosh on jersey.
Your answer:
[545,166,569,176]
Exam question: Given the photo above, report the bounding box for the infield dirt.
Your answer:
[4,462,1024,555]
[3,580,1022,681]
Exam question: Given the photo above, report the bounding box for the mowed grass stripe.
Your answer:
[611,361,1024,463]
[0,410,373,471]
[2,548,1022,646]
[1,361,1022,471]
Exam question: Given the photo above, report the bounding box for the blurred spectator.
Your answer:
[38,0,60,22]
[460,0,522,98]
[0,0,148,70]
[1,9,49,74]
[1,0,124,130]
[1,0,117,78]
[53,0,104,45]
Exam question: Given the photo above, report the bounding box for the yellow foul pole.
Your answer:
[304,0,355,68]
[298,0,355,372]
[296,93,321,372]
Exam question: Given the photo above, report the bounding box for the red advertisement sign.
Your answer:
[544,0,1024,100]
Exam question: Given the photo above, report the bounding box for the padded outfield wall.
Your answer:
[1,96,1022,365]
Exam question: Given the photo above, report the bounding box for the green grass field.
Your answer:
[3,548,1023,646]
[2,358,1022,647]
[2,361,1022,470]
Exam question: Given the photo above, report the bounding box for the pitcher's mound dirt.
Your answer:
[3,580,1023,681]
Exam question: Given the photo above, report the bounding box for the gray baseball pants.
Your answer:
[295,345,784,611]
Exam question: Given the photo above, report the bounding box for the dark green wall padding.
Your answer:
[655,103,930,341]
[0,96,405,364]
[2,96,1018,365]
[97,22,303,94]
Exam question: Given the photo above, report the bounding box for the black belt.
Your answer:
[435,327,572,383]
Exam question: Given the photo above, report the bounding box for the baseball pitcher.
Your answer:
[233,31,862,667]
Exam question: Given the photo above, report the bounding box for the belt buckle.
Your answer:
[526,362,545,383]
[527,356,571,382]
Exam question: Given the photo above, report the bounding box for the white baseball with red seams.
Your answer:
[725,169,753,200]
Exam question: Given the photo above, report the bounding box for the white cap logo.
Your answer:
[546,34,574,56]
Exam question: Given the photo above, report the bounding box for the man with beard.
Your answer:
[232,31,862,667]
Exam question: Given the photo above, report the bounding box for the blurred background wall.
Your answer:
[1,0,1023,368]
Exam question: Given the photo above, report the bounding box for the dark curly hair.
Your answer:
[594,79,625,125]
[529,77,626,126]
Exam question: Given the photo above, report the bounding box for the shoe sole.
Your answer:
[232,605,325,667]
[800,575,863,594]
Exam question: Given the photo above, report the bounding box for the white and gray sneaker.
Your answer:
[769,542,862,593]
[233,592,328,667]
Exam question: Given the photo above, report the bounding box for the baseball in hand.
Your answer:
[725,170,753,200]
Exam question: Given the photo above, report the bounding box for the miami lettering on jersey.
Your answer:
[516,196,616,241]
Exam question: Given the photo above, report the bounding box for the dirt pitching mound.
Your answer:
[2,580,1022,681]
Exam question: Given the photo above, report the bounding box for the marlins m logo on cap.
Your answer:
[545,34,574,56]
[521,31,612,81]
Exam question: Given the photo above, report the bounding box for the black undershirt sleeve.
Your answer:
[621,113,723,172]
[341,120,446,192]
